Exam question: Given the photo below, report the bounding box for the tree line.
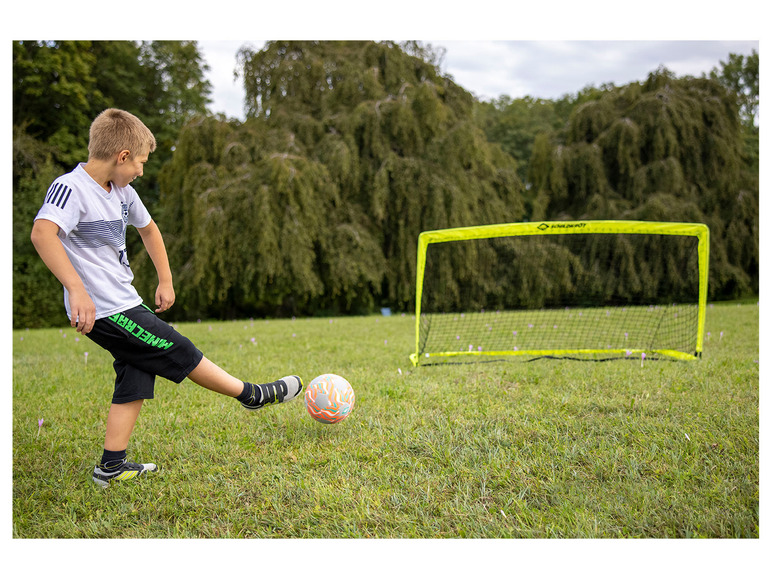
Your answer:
[12,41,759,327]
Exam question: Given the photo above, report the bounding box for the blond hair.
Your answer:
[88,108,157,160]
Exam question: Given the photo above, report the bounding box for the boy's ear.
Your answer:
[117,149,131,164]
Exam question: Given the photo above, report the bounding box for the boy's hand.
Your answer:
[31,219,95,333]
[155,282,175,313]
[69,289,96,334]
[137,220,175,314]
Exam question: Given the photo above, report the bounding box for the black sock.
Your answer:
[236,382,255,403]
[101,448,127,470]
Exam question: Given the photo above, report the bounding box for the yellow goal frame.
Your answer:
[410,220,710,366]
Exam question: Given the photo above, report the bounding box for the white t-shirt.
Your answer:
[34,163,152,321]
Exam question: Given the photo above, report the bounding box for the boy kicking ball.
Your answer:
[30,108,303,487]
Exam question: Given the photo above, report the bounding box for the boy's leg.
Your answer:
[187,356,303,410]
[186,356,243,396]
[94,398,157,487]
[91,360,158,487]
[89,305,303,412]
[104,399,144,451]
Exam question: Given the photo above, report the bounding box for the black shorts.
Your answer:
[86,304,203,404]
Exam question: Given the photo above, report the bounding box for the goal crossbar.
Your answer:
[410,220,710,366]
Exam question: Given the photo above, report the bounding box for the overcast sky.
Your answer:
[198,40,759,120]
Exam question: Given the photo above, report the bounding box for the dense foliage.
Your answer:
[142,41,525,319]
[12,41,758,327]
[525,67,758,298]
[13,40,212,327]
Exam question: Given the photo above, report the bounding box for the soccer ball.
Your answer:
[305,374,355,424]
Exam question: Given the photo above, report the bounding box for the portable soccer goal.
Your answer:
[410,220,709,366]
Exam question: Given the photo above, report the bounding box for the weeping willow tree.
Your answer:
[138,41,525,319]
[529,68,758,299]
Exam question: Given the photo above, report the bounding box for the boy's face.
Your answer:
[114,149,149,188]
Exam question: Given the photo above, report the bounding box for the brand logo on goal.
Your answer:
[538,222,587,230]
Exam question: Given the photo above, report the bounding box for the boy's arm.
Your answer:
[30,219,96,334]
[137,219,175,313]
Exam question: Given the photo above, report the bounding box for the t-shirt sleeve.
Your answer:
[34,179,81,236]
[127,187,152,228]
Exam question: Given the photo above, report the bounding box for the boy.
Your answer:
[30,108,303,487]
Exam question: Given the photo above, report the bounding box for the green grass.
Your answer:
[12,303,758,538]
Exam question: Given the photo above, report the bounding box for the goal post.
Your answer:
[410,220,709,366]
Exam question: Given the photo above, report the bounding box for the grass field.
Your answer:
[12,302,758,542]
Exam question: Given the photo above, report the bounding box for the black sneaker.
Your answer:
[241,376,303,411]
[92,459,158,488]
